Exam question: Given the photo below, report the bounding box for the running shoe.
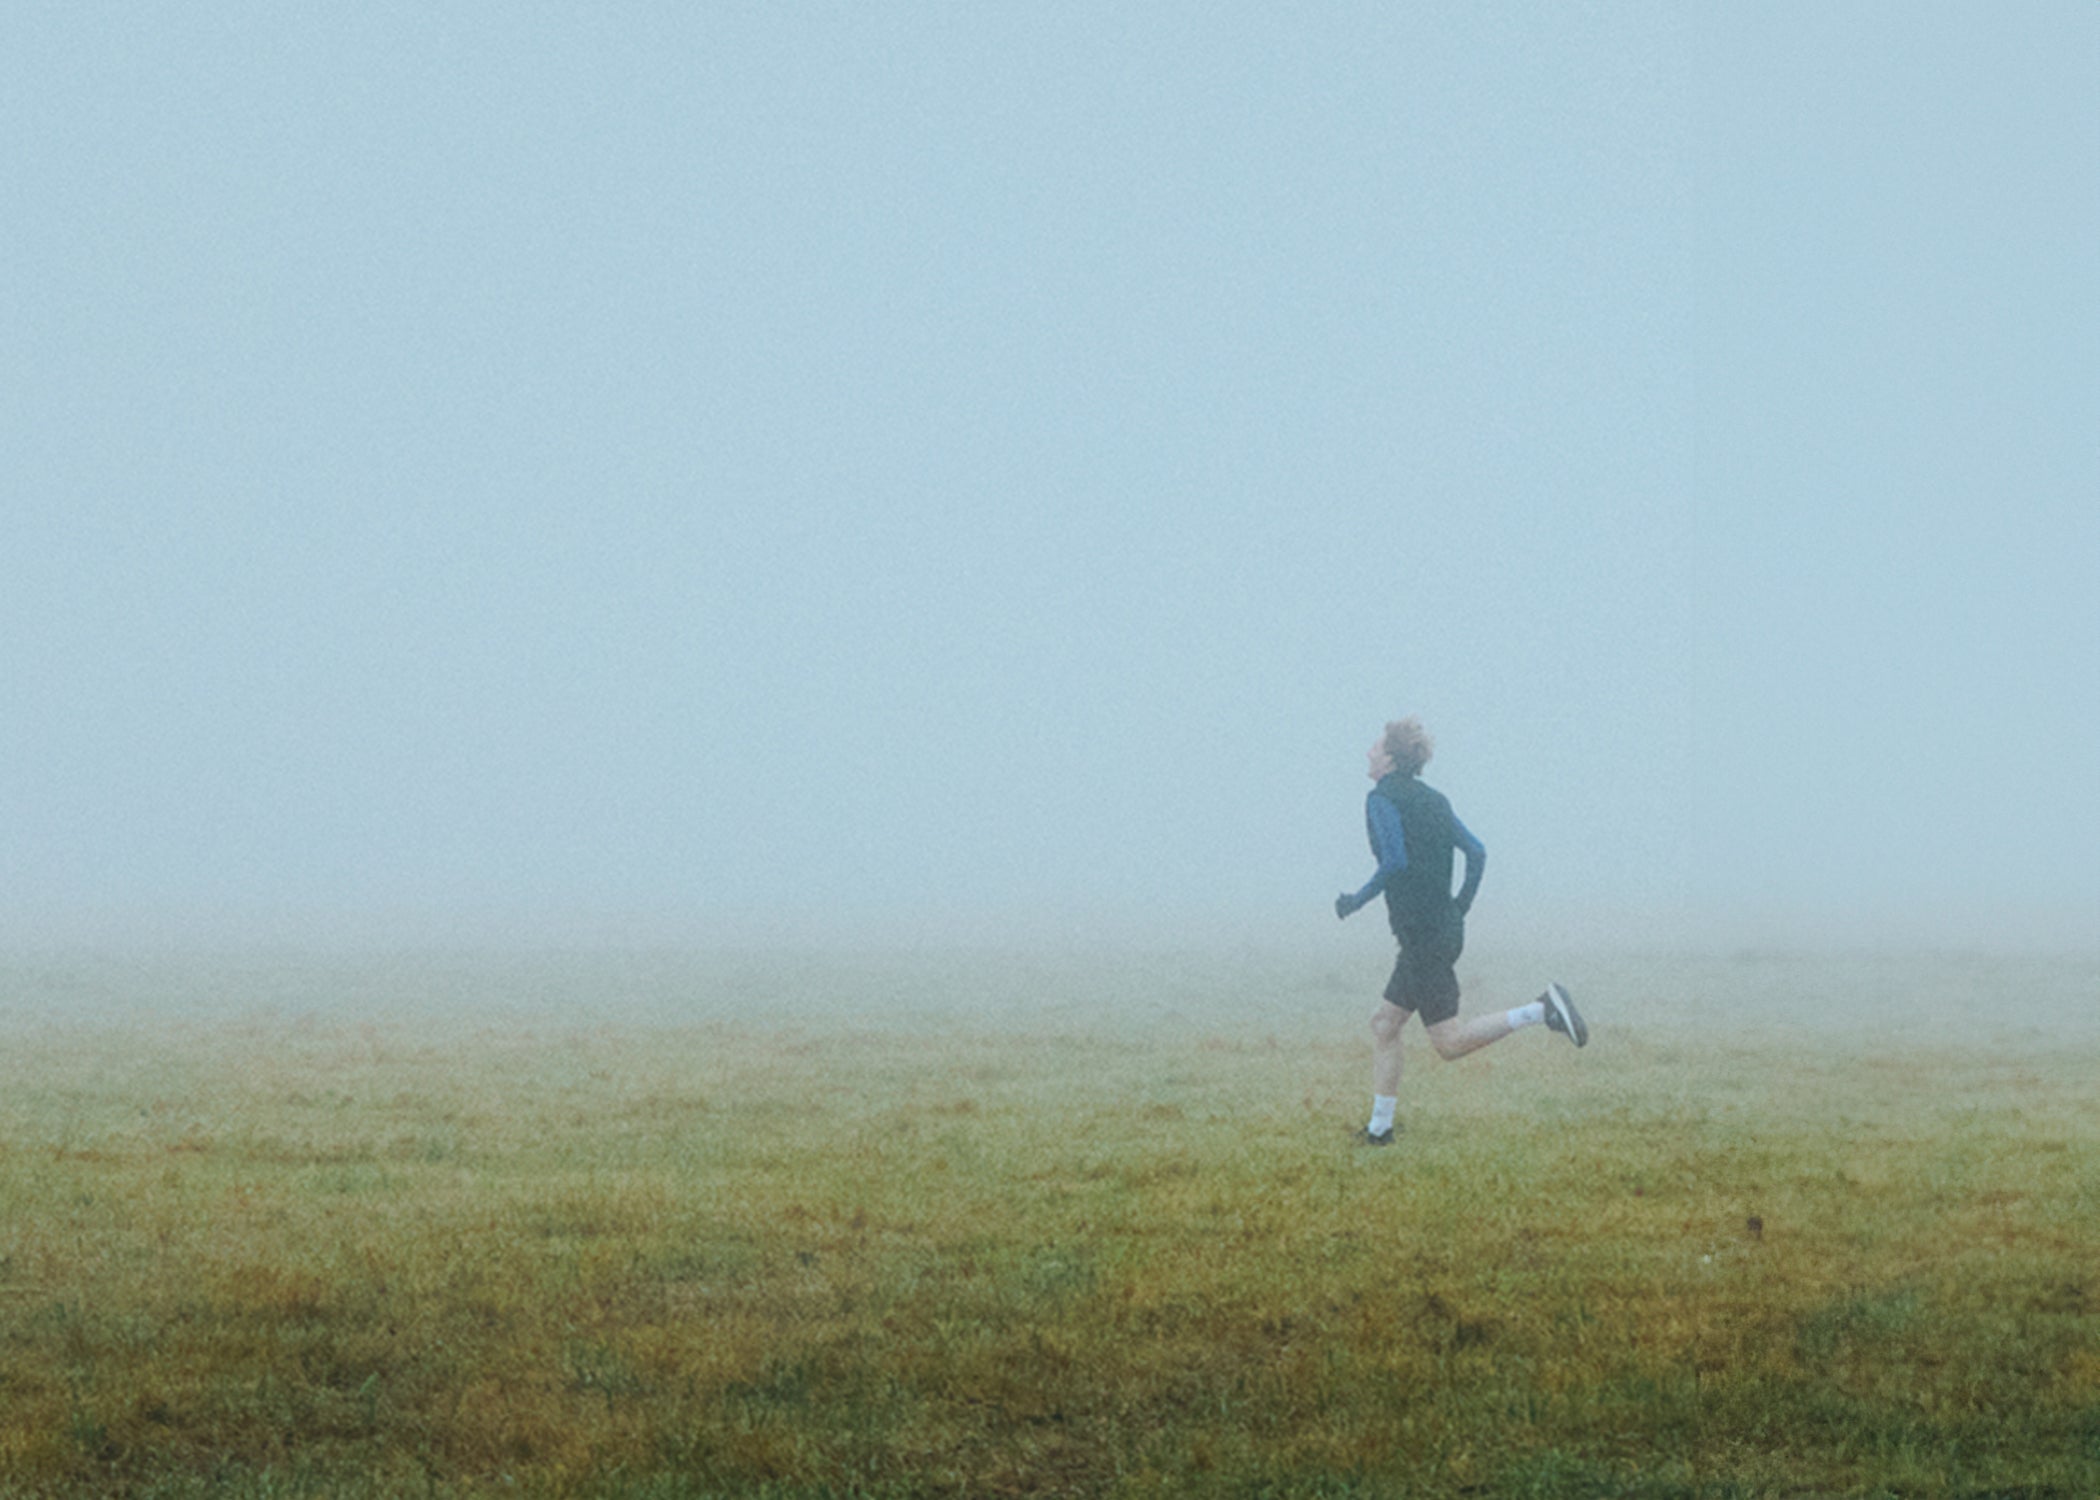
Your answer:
[1541,982,1588,1047]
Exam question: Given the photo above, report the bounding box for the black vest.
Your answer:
[1372,773,1457,937]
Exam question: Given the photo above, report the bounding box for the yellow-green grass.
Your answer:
[2,947,2096,1498]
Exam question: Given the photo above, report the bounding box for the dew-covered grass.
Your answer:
[2,946,2096,1497]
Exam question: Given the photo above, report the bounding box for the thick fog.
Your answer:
[5,4,2094,953]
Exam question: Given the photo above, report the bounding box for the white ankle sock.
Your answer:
[1368,1095,1397,1134]
[1506,1001,1546,1030]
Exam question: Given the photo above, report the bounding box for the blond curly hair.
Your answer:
[1381,717,1434,778]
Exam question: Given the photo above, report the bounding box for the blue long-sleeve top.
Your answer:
[1347,794,1485,915]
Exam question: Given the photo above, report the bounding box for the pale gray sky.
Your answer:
[5,4,2094,949]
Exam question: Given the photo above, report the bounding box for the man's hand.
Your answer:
[1335,893,1358,920]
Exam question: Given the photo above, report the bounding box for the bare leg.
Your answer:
[1424,1011,1516,1061]
[1370,1001,1409,1095]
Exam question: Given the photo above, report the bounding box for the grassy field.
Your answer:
[1,945,2096,1498]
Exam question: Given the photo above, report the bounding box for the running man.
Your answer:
[1334,717,1586,1144]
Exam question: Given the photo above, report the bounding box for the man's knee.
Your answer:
[1370,1004,1407,1043]
[1425,1021,1465,1060]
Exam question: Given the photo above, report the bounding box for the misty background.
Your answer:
[4,4,2094,955]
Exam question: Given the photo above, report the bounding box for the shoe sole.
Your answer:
[1545,982,1588,1048]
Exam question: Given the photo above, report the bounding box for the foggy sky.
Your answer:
[5,4,2095,950]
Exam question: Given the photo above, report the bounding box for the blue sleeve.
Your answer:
[1453,816,1486,913]
[1348,794,1409,908]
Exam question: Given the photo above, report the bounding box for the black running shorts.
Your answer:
[1382,910,1464,1026]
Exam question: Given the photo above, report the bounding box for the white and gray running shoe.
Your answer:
[1541,983,1588,1047]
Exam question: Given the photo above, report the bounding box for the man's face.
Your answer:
[1367,740,1395,781]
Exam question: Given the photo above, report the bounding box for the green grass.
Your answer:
[2,946,2096,1497]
